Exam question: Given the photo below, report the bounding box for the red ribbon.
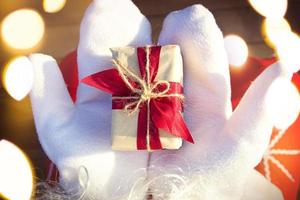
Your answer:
[82,46,194,150]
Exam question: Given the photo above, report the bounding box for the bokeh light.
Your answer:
[248,0,287,18]
[43,0,67,13]
[266,78,300,130]
[3,56,34,101]
[224,35,249,67]
[262,18,291,48]
[276,32,300,73]
[0,140,34,200]
[1,9,45,50]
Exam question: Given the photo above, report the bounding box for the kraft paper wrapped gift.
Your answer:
[82,45,194,151]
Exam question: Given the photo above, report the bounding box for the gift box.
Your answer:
[82,45,194,151]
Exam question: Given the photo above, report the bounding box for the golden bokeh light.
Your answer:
[262,18,291,48]
[224,35,249,67]
[3,57,34,101]
[248,0,287,18]
[1,9,45,50]
[276,32,300,73]
[266,78,300,130]
[43,0,67,13]
[0,140,34,200]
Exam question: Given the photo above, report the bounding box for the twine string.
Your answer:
[111,55,184,116]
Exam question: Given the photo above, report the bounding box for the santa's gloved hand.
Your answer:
[29,0,152,199]
[149,5,299,200]
[27,1,300,199]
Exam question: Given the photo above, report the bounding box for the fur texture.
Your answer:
[28,1,299,199]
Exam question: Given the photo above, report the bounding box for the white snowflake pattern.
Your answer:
[262,129,300,182]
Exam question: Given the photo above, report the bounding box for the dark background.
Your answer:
[0,0,300,198]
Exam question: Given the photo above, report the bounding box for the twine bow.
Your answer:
[112,59,184,115]
[82,45,194,149]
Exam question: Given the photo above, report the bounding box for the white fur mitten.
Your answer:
[30,0,151,199]
[27,1,299,199]
[149,4,297,200]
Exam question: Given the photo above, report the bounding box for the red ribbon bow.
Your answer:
[82,46,194,150]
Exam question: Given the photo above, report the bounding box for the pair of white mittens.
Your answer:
[28,0,299,199]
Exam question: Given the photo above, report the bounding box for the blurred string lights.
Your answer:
[248,0,288,18]
[225,0,300,71]
[0,2,66,200]
[249,0,300,71]
[0,140,34,200]
[224,35,249,67]
[262,18,291,48]
[43,0,67,13]
[3,57,34,101]
[246,0,300,130]
[1,9,45,50]
[266,78,300,130]
[1,1,67,101]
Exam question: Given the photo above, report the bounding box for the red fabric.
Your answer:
[230,57,277,108]
[137,46,160,82]
[137,105,149,149]
[53,52,300,199]
[82,46,194,150]
[231,57,300,200]
[81,69,134,96]
[45,160,59,182]
[59,50,78,102]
